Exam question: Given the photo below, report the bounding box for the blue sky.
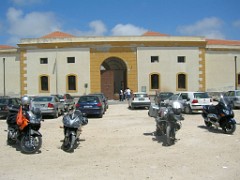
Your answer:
[0,0,240,46]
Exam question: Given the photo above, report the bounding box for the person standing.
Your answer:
[119,89,123,101]
[125,87,131,107]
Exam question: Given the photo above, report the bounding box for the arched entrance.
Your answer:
[101,57,127,100]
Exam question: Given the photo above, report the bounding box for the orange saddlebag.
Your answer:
[16,106,29,130]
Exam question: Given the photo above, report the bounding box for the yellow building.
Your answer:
[0,31,240,99]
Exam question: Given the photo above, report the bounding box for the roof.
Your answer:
[207,39,240,45]
[0,45,16,49]
[41,31,75,38]
[142,31,240,46]
[142,31,169,36]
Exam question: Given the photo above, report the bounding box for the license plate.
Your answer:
[84,106,92,108]
[138,98,144,101]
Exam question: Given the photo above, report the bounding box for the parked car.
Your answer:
[0,97,21,119]
[154,92,173,106]
[224,90,240,109]
[129,92,151,109]
[207,91,223,102]
[89,93,108,112]
[51,94,75,111]
[164,92,213,114]
[31,96,65,118]
[75,95,104,118]
[163,93,186,111]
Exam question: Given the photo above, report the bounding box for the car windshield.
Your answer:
[194,93,209,99]
[56,95,64,99]
[90,94,103,99]
[33,97,53,102]
[0,99,8,104]
[79,96,99,103]
[160,93,173,100]
[135,94,147,98]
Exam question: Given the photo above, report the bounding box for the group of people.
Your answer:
[119,87,132,101]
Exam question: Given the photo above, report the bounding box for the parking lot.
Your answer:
[0,101,240,180]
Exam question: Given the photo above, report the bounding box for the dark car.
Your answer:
[0,97,21,119]
[89,93,108,112]
[154,92,174,106]
[75,95,104,118]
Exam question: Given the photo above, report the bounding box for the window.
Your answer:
[151,56,159,63]
[177,73,187,90]
[40,75,49,91]
[40,58,48,64]
[177,56,185,63]
[67,75,76,91]
[150,73,159,89]
[67,57,75,63]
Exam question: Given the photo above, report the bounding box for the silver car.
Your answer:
[129,92,151,109]
[224,90,240,109]
[31,96,64,118]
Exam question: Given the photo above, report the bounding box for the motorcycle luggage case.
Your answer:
[148,103,159,118]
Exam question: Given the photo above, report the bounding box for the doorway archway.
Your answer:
[101,57,127,99]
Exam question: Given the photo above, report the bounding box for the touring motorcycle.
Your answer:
[202,95,236,134]
[6,106,43,154]
[155,102,184,146]
[61,109,88,152]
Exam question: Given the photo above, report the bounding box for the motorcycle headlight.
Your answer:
[223,109,229,115]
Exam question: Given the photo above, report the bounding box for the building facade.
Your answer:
[0,31,240,99]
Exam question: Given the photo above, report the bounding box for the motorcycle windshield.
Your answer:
[219,94,231,107]
[63,114,81,128]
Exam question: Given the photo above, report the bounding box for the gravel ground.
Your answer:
[0,101,240,180]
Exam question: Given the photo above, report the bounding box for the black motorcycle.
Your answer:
[202,95,236,134]
[155,102,184,146]
[6,106,43,154]
[62,109,88,152]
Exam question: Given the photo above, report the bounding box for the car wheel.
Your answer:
[184,105,192,114]
[98,113,103,118]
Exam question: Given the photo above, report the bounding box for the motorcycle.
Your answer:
[202,95,236,134]
[61,109,88,152]
[6,106,43,154]
[155,102,184,146]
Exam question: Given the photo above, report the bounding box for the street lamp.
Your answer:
[3,58,6,96]
[235,56,237,90]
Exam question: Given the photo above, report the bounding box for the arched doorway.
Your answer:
[101,57,127,100]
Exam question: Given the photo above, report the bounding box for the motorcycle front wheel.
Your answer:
[204,120,212,127]
[20,135,42,154]
[7,131,17,145]
[166,125,175,146]
[62,134,76,152]
[223,122,236,134]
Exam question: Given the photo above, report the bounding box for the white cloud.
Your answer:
[111,24,147,36]
[177,17,225,39]
[233,20,240,28]
[72,20,107,36]
[10,0,42,6]
[73,21,147,36]
[6,7,61,40]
